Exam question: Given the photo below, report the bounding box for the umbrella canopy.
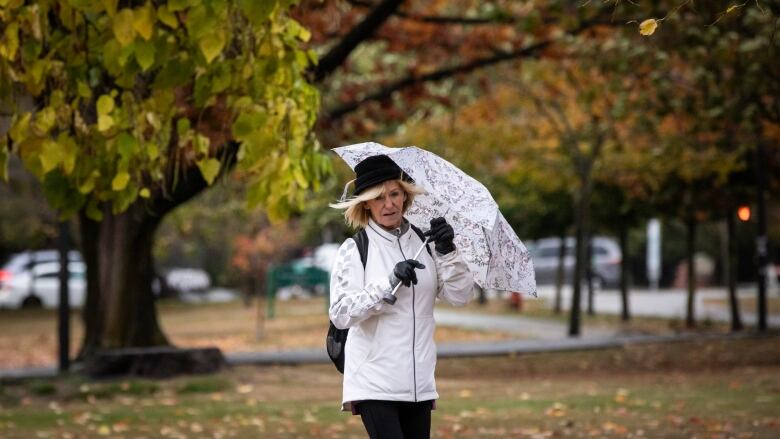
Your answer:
[333,142,536,296]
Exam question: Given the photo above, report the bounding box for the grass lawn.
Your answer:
[1,336,779,438]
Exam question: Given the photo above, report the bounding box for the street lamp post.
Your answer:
[57,221,70,372]
[755,142,768,332]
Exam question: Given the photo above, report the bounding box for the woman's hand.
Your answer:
[393,259,426,287]
[424,217,455,255]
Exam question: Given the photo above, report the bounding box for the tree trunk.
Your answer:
[725,213,743,331]
[78,202,168,357]
[586,234,595,316]
[553,231,565,314]
[619,224,630,321]
[685,209,697,328]
[569,176,592,337]
[75,142,239,364]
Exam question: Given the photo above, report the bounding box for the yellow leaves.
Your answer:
[113,4,155,45]
[197,158,221,184]
[112,171,130,191]
[639,19,658,36]
[9,112,31,143]
[38,134,76,175]
[1,0,322,219]
[113,9,136,46]
[135,40,156,71]
[97,95,115,115]
[102,0,118,17]
[0,0,24,9]
[0,22,19,60]
[132,3,156,41]
[157,5,179,29]
[79,171,100,194]
[39,140,64,173]
[97,95,115,132]
[199,30,226,64]
[98,115,115,132]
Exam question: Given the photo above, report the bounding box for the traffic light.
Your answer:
[737,205,751,222]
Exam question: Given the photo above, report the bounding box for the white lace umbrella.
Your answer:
[333,141,536,296]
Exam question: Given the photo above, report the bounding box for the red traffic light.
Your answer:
[737,205,751,222]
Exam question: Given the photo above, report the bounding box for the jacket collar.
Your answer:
[366,218,410,244]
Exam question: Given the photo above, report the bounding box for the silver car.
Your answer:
[0,250,85,309]
[529,236,622,288]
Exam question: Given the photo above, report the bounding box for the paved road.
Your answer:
[533,285,780,327]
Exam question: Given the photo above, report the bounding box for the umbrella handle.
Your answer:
[382,238,431,305]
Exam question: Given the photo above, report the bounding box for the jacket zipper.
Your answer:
[396,236,417,402]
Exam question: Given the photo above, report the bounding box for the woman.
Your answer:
[329,154,474,439]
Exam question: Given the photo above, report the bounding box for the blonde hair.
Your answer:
[330,179,426,229]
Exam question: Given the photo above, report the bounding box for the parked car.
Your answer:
[0,250,82,282]
[164,268,211,293]
[0,250,85,308]
[0,260,86,309]
[529,236,622,288]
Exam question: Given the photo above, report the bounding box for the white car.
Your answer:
[0,261,86,309]
[529,236,622,288]
[164,268,211,293]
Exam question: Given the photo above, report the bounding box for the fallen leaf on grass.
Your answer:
[545,402,566,417]
[614,388,629,403]
[237,384,254,394]
[602,421,628,434]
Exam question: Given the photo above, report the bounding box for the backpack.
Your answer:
[326,225,430,374]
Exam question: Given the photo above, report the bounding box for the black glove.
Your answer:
[424,217,455,255]
[393,259,426,287]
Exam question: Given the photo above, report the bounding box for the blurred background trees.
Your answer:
[1,0,778,358]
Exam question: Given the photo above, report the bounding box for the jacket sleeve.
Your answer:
[328,238,393,329]
[435,249,475,307]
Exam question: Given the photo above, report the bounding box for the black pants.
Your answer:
[358,400,432,439]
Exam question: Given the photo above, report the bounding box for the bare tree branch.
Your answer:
[323,17,612,122]
[324,39,553,121]
[309,0,405,83]
[348,0,522,25]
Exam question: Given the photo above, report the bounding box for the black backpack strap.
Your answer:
[409,224,433,257]
[351,228,369,268]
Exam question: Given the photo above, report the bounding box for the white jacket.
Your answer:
[329,218,474,410]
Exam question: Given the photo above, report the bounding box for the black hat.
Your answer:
[353,155,413,195]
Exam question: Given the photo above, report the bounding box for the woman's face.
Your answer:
[365,181,406,229]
